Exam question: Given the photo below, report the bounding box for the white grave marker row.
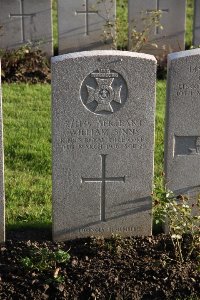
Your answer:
[0,0,192,57]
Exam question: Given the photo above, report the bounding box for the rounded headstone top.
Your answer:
[51,50,157,63]
[168,48,200,61]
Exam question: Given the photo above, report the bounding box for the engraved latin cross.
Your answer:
[147,0,169,35]
[9,0,35,43]
[75,0,98,35]
[81,154,125,222]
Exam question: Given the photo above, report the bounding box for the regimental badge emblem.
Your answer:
[80,68,128,115]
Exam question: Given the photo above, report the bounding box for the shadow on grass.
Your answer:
[6,222,52,242]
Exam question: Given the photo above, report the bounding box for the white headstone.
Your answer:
[193,0,200,46]
[0,0,53,56]
[165,49,200,214]
[128,0,186,56]
[0,61,5,243]
[52,50,156,241]
[58,0,116,54]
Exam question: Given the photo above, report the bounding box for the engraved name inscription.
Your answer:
[60,118,144,151]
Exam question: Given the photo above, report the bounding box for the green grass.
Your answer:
[116,0,128,50]
[154,81,166,188]
[186,0,194,48]
[3,84,52,227]
[3,81,166,227]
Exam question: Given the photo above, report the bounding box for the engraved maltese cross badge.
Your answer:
[86,69,122,113]
[86,69,122,112]
[80,68,128,115]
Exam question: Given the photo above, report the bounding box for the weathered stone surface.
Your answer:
[193,0,200,46]
[165,49,200,214]
[52,50,156,241]
[0,0,53,56]
[58,0,116,54]
[128,0,186,56]
[0,61,5,243]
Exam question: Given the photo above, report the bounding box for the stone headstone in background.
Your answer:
[165,49,200,215]
[58,0,116,54]
[0,0,53,56]
[193,0,200,47]
[0,61,5,243]
[128,0,186,57]
[52,50,156,241]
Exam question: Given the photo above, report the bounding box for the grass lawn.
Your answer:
[3,84,52,227]
[2,81,166,227]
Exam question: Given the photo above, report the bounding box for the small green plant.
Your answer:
[20,247,70,272]
[153,186,200,264]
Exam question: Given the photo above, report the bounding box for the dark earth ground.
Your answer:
[0,229,199,300]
